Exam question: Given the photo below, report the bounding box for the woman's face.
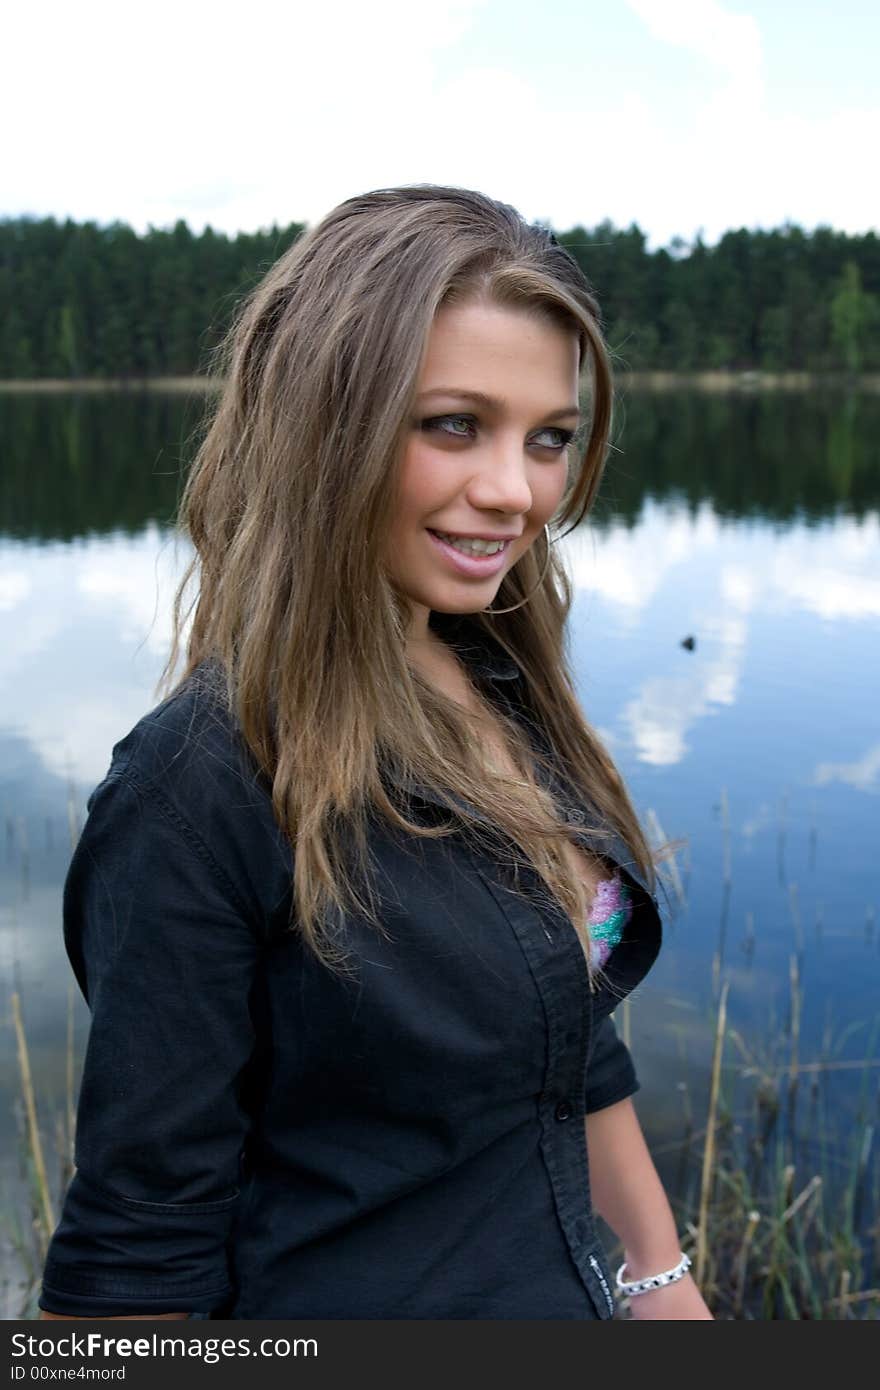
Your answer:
[387,298,581,639]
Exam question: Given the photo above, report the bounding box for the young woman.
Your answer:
[39,184,712,1321]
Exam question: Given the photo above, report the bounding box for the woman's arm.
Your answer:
[585,1096,713,1319]
[38,757,261,1320]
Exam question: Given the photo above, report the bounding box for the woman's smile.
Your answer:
[425,527,513,577]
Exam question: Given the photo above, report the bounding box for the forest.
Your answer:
[1,214,878,378]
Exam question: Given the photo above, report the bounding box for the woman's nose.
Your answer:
[467,438,533,514]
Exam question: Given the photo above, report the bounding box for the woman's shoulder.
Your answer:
[83,661,291,921]
[105,660,248,790]
[94,661,283,854]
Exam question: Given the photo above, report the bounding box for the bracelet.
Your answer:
[615,1250,692,1297]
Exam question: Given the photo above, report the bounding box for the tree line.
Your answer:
[1,214,878,378]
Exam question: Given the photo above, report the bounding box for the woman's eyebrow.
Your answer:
[417,387,581,421]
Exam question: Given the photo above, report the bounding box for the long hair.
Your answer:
[159,183,677,981]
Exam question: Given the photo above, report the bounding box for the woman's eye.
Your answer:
[421,416,575,451]
[533,427,575,451]
[422,415,474,438]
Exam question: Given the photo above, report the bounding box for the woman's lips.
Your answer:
[426,529,511,578]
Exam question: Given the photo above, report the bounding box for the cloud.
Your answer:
[620,624,746,766]
[774,566,880,622]
[621,0,879,243]
[626,0,763,91]
[77,524,192,657]
[0,548,64,691]
[563,503,722,624]
[0,570,31,610]
[0,529,193,787]
[813,744,880,794]
[3,0,490,235]
[568,502,880,625]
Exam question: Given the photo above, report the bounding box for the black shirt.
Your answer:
[38,615,663,1319]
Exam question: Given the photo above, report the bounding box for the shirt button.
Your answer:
[555,1099,573,1122]
[566,808,585,825]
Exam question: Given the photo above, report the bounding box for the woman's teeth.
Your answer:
[432,531,507,556]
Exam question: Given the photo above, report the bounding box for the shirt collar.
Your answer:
[402,612,653,905]
[427,610,521,683]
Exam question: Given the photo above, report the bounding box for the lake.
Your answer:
[1,385,878,1316]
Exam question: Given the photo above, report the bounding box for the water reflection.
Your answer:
[814,744,880,793]
[0,392,201,542]
[2,387,879,544]
[0,527,185,785]
[596,387,880,525]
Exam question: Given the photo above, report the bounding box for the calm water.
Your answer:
[1,387,879,1309]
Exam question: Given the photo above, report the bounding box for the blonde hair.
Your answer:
[160,183,676,981]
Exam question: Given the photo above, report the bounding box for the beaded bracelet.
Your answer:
[615,1251,692,1297]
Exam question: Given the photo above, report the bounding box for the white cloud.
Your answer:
[620,631,745,765]
[0,550,64,690]
[0,608,65,713]
[621,0,877,244]
[813,743,880,794]
[774,565,880,622]
[0,571,31,610]
[626,0,764,91]
[77,525,192,656]
[3,0,490,235]
[719,566,758,610]
[571,502,880,624]
[562,503,722,623]
[0,530,193,786]
[764,514,880,621]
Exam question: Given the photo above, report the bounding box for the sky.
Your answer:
[4,0,877,249]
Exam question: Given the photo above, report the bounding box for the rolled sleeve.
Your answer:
[584,1014,639,1114]
[39,769,263,1316]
